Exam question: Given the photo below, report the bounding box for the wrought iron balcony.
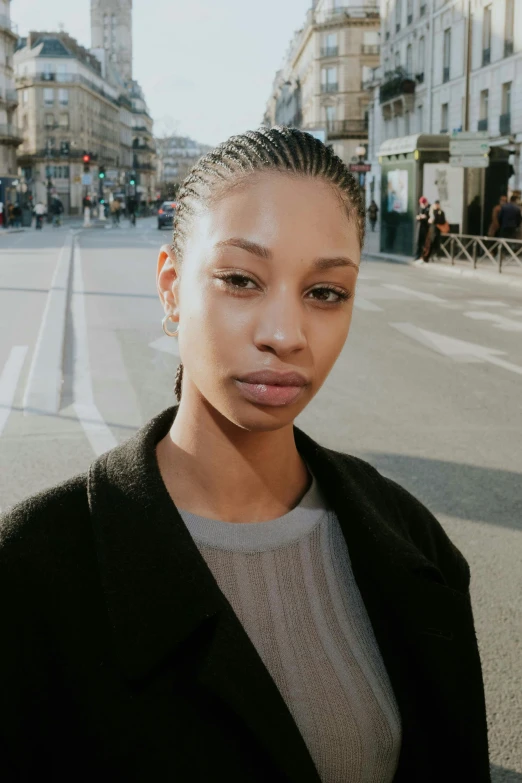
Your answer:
[321,46,338,58]
[499,113,511,135]
[321,82,339,94]
[477,118,488,131]
[379,68,416,104]
[324,119,369,139]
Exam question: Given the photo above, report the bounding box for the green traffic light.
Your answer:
[99,172,105,179]
[130,179,135,185]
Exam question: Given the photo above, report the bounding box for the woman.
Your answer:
[414,196,430,261]
[367,199,379,231]
[0,127,490,783]
[488,195,507,237]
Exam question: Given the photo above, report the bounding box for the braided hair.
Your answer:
[171,125,366,402]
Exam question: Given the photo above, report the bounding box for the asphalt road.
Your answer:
[1,217,521,780]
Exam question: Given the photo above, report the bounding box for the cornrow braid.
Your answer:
[171,125,366,403]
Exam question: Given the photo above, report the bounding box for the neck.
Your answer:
[156,394,311,523]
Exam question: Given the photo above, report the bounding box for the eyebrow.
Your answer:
[213,237,359,272]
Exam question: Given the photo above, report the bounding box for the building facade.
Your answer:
[91,0,133,84]
[155,135,212,196]
[0,0,22,206]
[15,32,121,214]
[264,0,380,167]
[366,0,521,228]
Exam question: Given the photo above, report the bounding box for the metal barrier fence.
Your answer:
[439,234,522,273]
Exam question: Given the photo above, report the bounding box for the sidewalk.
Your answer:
[362,223,522,290]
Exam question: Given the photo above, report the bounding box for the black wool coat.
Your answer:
[0,406,490,782]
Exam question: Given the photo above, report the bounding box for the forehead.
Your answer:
[187,171,360,258]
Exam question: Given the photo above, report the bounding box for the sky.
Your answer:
[13,0,311,147]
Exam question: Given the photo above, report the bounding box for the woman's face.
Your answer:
[157,171,361,430]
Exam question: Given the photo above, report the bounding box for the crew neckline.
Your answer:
[178,466,330,552]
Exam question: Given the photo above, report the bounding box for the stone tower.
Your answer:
[91,0,133,83]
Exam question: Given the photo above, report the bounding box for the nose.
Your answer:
[253,285,308,356]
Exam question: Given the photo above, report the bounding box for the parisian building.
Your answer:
[155,135,213,196]
[0,0,22,207]
[13,0,155,214]
[366,0,521,233]
[263,0,380,167]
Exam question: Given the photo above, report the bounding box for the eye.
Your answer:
[215,273,352,305]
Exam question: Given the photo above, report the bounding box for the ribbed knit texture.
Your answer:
[179,469,402,783]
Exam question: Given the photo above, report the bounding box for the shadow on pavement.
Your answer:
[361,452,522,533]
[491,764,522,782]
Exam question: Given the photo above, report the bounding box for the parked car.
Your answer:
[158,201,177,230]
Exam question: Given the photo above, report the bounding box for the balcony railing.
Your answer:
[17,72,119,107]
[361,44,379,55]
[499,113,511,135]
[482,48,491,66]
[313,5,379,24]
[504,39,514,58]
[443,66,450,83]
[415,72,425,84]
[379,68,416,104]
[321,46,339,57]
[477,118,488,131]
[321,82,339,93]
[0,123,23,143]
[324,119,369,139]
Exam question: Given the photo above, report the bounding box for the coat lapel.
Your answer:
[87,406,472,782]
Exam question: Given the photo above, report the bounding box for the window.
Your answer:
[59,89,69,106]
[325,105,336,128]
[323,32,338,57]
[44,113,54,128]
[501,81,512,132]
[405,111,410,134]
[395,0,402,31]
[417,103,423,132]
[478,89,489,129]
[59,113,69,129]
[395,51,400,68]
[321,66,338,92]
[407,0,413,25]
[22,89,29,104]
[483,5,492,65]
[406,44,413,74]
[443,29,451,82]
[417,36,425,80]
[504,0,514,57]
[43,88,54,106]
[441,102,449,132]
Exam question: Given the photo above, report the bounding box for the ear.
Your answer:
[156,244,180,315]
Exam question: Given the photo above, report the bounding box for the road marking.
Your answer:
[464,311,522,332]
[383,283,447,303]
[354,297,383,312]
[22,233,74,415]
[72,238,118,456]
[467,299,508,307]
[391,322,522,376]
[0,346,28,436]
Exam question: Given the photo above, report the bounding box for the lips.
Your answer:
[236,369,308,387]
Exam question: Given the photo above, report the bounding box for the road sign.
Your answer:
[81,174,92,185]
[450,155,489,168]
[349,163,371,172]
[450,140,490,156]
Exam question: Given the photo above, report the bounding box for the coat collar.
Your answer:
[87,405,466,783]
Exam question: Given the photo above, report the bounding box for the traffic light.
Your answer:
[60,141,70,156]
[98,166,105,180]
[129,171,136,186]
[82,152,91,164]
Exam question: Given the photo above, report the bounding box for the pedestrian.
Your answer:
[487,195,507,237]
[421,199,448,262]
[0,200,4,229]
[7,202,14,227]
[414,196,430,261]
[367,199,378,232]
[111,197,121,226]
[498,195,522,240]
[0,126,490,783]
[13,203,22,228]
[127,195,137,226]
[34,199,45,229]
[51,197,64,227]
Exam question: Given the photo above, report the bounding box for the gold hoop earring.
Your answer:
[162,313,179,337]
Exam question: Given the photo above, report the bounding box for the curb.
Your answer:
[22,232,75,416]
[362,250,522,289]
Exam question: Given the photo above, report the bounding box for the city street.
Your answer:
[1,218,521,780]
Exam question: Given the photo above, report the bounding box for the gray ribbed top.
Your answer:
[179,468,402,783]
